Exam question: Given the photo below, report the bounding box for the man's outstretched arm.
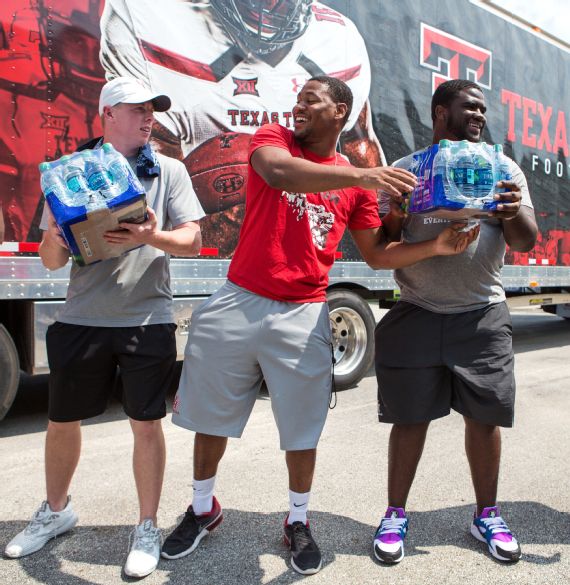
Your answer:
[350,223,480,270]
[251,146,416,197]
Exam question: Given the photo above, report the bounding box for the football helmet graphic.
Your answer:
[210,0,312,54]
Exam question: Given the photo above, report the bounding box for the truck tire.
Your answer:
[0,324,20,420]
[327,289,376,390]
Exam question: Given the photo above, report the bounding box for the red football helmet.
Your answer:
[210,0,312,54]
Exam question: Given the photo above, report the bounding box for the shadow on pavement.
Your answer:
[1,502,568,584]
[1,383,270,439]
[2,310,567,435]
[0,389,129,439]
[511,312,570,354]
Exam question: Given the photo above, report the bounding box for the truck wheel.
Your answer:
[327,289,376,390]
[0,324,20,420]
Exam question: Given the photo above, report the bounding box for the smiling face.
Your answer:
[292,80,347,145]
[102,101,155,156]
[440,87,487,142]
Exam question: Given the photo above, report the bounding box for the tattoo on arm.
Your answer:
[339,101,385,168]
[151,122,183,160]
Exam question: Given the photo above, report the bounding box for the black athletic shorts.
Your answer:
[46,322,177,422]
[375,301,515,427]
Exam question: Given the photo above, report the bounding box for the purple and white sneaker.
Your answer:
[373,506,408,564]
[471,506,521,562]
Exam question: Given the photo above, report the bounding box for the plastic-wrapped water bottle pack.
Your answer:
[39,143,141,209]
[406,140,512,217]
[38,144,147,266]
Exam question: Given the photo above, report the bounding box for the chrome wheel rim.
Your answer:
[329,307,368,377]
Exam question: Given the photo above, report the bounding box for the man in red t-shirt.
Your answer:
[163,76,478,575]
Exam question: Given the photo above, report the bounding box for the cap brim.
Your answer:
[151,95,171,113]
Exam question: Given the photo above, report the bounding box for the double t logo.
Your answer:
[420,23,492,92]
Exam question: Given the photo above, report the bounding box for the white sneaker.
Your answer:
[4,497,78,558]
[124,519,162,578]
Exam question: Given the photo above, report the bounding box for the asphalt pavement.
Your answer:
[0,307,569,584]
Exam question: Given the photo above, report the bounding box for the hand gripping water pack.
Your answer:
[39,144,147,266]
[406,140,511,218]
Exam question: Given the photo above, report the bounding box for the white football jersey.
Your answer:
[100,0,373,157]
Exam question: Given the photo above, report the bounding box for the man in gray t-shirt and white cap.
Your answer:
[4,77,204,578]
[372,79,537,567]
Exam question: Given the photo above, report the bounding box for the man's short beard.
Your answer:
[446,119,481,142]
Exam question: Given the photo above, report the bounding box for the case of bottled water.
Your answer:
[406,140,512,218]
[39,144,147,266]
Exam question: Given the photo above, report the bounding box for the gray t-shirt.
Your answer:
[391,148,533,313]
[40,152,204,326]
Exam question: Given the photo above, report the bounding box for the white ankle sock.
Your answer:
[288,489,310,525]
[192,476,216,516]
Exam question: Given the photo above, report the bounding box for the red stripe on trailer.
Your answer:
[0,242,40,253]
[19,243,40,252]
[199,247,219,256]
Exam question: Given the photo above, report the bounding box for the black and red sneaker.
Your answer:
[283,516,322,575]
[161,497,223,559]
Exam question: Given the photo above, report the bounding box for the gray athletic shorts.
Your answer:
[375,301,515,427]
[172,281,334,450]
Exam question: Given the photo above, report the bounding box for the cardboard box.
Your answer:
[46,184,147,267]
[43,146,148,266]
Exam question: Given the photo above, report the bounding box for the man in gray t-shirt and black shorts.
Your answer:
[372,80,538,566]
[4,78,204,578]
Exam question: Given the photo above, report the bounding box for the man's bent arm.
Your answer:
[502,206,538,252]
[252,146,416,197]
[148,221,202,257]
[380,208,406,242]
[350,224,479,270]
[487,180,537,252]
[106,208,202,257]
[38,212,70,270]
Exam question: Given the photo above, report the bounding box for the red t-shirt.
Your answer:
[227,124,381,303]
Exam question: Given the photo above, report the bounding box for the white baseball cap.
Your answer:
[98,77,171,115]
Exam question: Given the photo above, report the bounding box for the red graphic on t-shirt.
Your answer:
[280,191,334,250]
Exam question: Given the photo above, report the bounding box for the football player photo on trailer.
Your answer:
[0,0,105,243]
[100,0,386,256]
